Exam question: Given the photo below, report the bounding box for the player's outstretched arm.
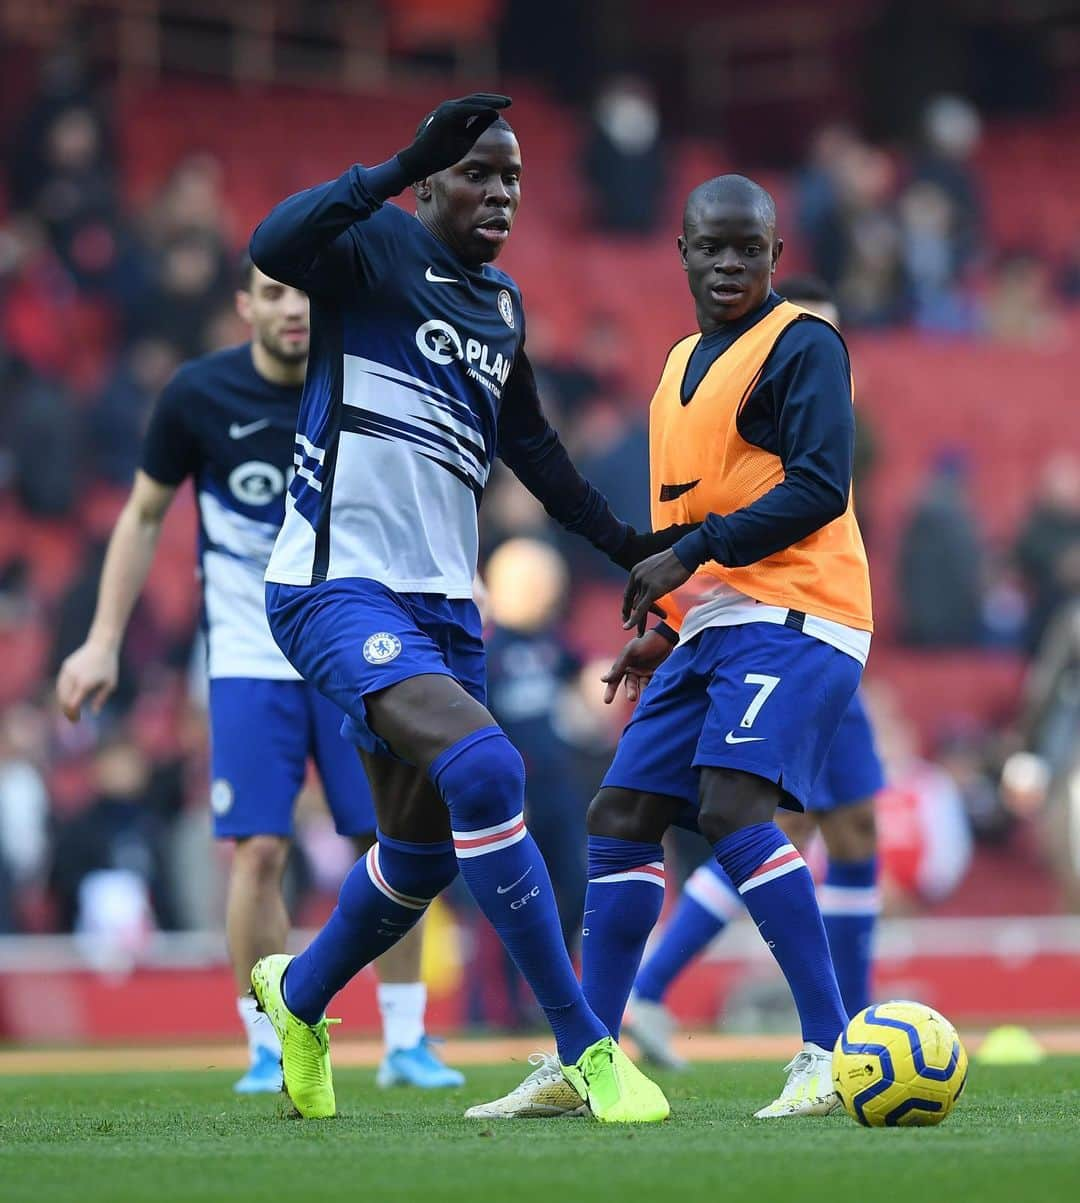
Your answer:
[250,93,511,293]
[497,349,696,566]
[56,471,176,720]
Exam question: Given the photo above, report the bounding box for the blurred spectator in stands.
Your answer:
[1,215,81,383]
[999,593,1080,909]
[50,732,177,936]
[796,123,861,291]
[835,146,909,328]
[11,94,146,326]
[899,180,980,333]
[3,352,80,518]
[6,38,111,211]
[87,337,183,485]
[572,400,650,547]
[525,311,601,417]
[0,704,51,933]
[202,299,250,354]
[869,686,973,913]
[985,251,1064,345]
[575,310,633,401]
[485,538,585,952]
[1014,453,1080,648]
[1014,597,1080,789]
[935,724,1010,846]
[912,95,984,272]
[980,551,1029,650]
[478,468,550,562]
[140,153,232,248]
[133,230,232,357]
[898,450,984,646]
[582,75,666,236]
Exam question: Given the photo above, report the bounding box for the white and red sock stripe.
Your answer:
[366,846,431,911]
[451,812,527,860]
[590,861,665,887]
[737,843,806,895]
[816,884,881,916]
[685,864,743,920]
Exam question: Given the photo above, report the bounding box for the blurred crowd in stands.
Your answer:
[1,44,1078,966]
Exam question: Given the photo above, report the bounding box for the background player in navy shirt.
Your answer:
[248,93,682,1122]
[57,260,462,1094]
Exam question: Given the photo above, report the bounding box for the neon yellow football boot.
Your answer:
[561,1037,670,1124]
[250,954,339,1119]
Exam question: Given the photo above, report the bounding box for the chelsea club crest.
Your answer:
[497,289,514,328]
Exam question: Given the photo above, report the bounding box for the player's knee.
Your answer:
[697,769,779,845]
[586,787,667,843]
[233,835,289,885]
[429,727,525,831]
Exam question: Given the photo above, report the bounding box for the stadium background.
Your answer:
[0,0,1078,1053]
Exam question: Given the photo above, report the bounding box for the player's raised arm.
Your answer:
[56,470,177,720]
[250,93,512,293]
[496,348,696,568]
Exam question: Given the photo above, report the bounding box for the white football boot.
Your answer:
[753,1043,841,1118]
[464,1052,588,1119]
[623,996,688,1071]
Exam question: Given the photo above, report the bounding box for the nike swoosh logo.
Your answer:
[659,479,701,502]
[229,419,271,439]
[425,267,461,284]
[725,731,766,744]
[496,866,533,895]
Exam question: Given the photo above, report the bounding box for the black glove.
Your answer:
[608,524,700,573]
[396,93,512,182]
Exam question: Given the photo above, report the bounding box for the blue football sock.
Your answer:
[432,727,607,1063]
[634,859,741,1004]
[282,834,457,1025]
[580,836,666,1037]
[713,822,846,1049]
[818,856,879,1017]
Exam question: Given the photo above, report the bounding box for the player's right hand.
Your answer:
[396,93,512,182]
[56,641,119,721]
[602,629,675,705]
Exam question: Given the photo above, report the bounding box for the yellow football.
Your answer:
[833,1000,969,1126]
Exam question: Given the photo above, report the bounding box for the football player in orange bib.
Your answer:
[472,175,872,1121]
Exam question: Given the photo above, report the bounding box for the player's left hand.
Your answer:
[622,549,692,635]
[602,629,674,704]
[396,93,512,182]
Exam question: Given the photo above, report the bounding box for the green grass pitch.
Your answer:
[2,1058,1078,1202]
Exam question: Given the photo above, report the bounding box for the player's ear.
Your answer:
[677,234,688,272]
[413,177,433,203]
[235,288,253,324]
[772,237,784,270]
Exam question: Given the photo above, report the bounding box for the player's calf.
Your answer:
[282,835,458,1026]
[431,725,608,1064]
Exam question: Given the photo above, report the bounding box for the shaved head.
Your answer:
[684,174,776,235]
[677,174,783,331]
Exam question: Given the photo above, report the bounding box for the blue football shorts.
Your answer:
[807,688,885,812]
[208,677,375,839]
[266,577,487,757]
[601,621,862,822]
